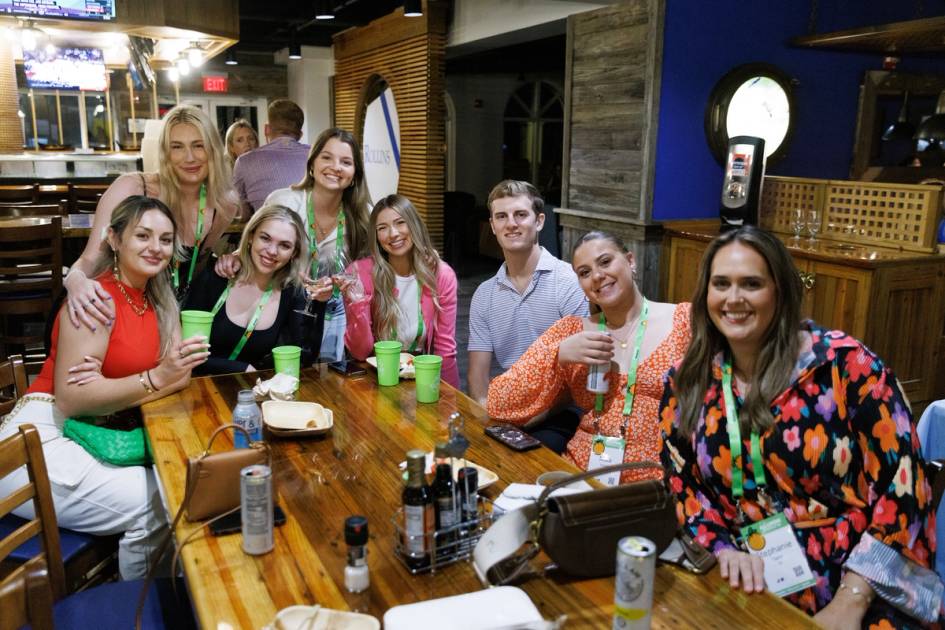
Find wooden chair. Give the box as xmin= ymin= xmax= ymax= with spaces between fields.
xmin=70 ymin=184 xmax=108 ymax=205
xmin=0 ymin=185 xmax=37 ymax=205
xmin=73 ymin=198 xmax=100 ymax=214
xmin=0 ymin=354 xmax=26 ymax=415
xmin=0 ymin=203 xmax=66 ymax=218
xmin=0 ymin=217 xmax=62 ymax=362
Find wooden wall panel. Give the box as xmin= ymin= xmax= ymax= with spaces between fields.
xmin=333 ymin=1 xmax=446 ymax=248
xmin=0 ymin=40 xmax=22 ymax=151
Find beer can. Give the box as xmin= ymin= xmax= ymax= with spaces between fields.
xmin=241 ymin=464 xmax=273 ymax=555
xmin=613 ymin=536 xmax=655 ymax=629
xmin=586 ymin=333 xmax=611 ymax=394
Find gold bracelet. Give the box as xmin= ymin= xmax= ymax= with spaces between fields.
xmin=837 ymin=581 xmax=873 ymax=604
xmin=139 ymin=372 xmax=155 ymax=394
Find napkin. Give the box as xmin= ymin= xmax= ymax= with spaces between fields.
xmin=253 ymin=373 xmax=299 ymax=401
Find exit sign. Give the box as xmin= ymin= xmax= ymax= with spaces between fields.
xmin=203 ymin=75 xmax=228 ymax=93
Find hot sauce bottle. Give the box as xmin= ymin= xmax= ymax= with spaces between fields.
xmin=431 ymin=442 xmax=458 ymax=553
xmin=402 ymin=449 xmax=433 ymax=570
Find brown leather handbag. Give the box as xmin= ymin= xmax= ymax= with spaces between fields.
xmin=536 ymin=461 xmax=677 ymax=577
xmin=183 ymin=424 xmax=270 ymax=521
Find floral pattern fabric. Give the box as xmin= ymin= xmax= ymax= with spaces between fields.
xmin=659 ymin=322 xmax=939 ymax=628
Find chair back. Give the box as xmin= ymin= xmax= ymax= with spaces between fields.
xmin=70 ymin=184 xmax=109 ymax=205
xmin=0 ymin=556 xmax=55 ymax=630
xmin=0 ymin=203 xmax=66 ymax=218
xmin=73 ymin=198 xmax=100 ymax=214
xmin=0 ymin=425 xmax=67 ymax=603
xmin=0 ymin=185 xmax=37 ymax=205
xmin=0 ymin=354 xmax=26 ymax=416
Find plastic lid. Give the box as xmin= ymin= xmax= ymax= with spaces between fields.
xmin=237 ymin=389 xmax=256 ymax=403
xmin=345 ymin=515 xmax=369 ymax=545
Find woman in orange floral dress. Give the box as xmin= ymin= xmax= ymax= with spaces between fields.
xmin=486 ymin=231 xmax=690 ymax=484
xmin=659 ymin=226 xmax=940 ymax=628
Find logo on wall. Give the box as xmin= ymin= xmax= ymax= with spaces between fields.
xmin=362 ymin=86 xmax=400 ymax=202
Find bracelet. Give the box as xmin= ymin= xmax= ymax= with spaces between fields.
xmin=145 ymin=369 xmax=160 ymax=392
xmin=139 ymin=372 xmax=155 ymax=394
xmin=837 ymin=581 xmax=873 ymax=604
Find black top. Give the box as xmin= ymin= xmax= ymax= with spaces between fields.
xmin=184 ymin=266 xmax=326 ymax=375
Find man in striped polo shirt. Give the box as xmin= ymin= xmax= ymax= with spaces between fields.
xmin=468 ymin=180 xmax=588 ymax=452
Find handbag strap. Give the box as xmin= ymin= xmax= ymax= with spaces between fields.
xmin=537 ymin=460 xmax=664 ymax=505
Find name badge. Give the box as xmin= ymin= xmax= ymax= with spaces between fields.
xmin=739 ymin=512 xmax=816 ymax=597
xmin=587 ymin=435 xmax=625 ymax=486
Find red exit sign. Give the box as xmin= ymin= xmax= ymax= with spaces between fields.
xmin=203 ymin=75 xmax=229 ymax=93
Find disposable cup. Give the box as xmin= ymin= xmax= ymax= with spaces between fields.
xmin=413 ymin=354 xmax=443 ymax=403
xmin=272 ymin=345 xmax=302 ymax=382
xmin=180 ymin=310 xmax=213 ymax=346
xmin=373 ymin=341 xmax=403 ymax=387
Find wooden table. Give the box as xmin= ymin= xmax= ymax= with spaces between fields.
xmin=142 ymin=367 xmax=816 ymax=629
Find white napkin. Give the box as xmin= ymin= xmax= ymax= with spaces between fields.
xmin=253 ymin=373 xmax=299 ymax=401
xmin=493 ymin=482 xmax=588 ymax=514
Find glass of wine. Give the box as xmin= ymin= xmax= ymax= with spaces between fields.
xmin=331 ymin=249 xmax=365 ymax=303
xmin=295 ymin=255 xmax=332 ymax=318
xmin=807 ymin=208 xmax=820 ymax=244
xmin=792 ymin=208 xmax=804 ymax=242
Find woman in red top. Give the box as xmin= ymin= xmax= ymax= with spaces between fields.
xmin=0 ymin=195 xmax=209 ymax=580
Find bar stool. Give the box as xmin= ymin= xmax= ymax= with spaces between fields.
xmin=0 ymin=184 xmax=38 ymax=205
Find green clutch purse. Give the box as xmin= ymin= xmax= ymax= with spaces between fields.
xmin=63 ymin=418 xmax=153 ymax=467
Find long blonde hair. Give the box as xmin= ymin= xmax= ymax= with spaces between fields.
xmin=369 ymin=194 xmax=441 ymax=342
xmin=293 ymin=127 xmax=371 ymax=259
xmin=234 ymin=204 xmax=308 ymax=289
xmin=674 ymin=226 xmax=803 ymax=438
xmin=90 ymin=195 xmax=181 ymax=357
xmin=157 ymin=105 xmax=232 ymax=228
xmin=224 ymin=118 xmax=257 ymax=166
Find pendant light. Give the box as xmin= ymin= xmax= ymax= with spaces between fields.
xmin=882 ymin=92 xmax=914 ymax=141
xmin=404 ymin=0 xmax=422 ymax=17
xmin=914 ymin=90 xmax=945 ymax=167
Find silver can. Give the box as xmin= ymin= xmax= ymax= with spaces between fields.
xmin=586 ymin=333 xmax=611 ymax=394
xmin=613 ymin=536 xmax=655 ymax=629
xmin=241 ymin=464 xmax=273 ymax=555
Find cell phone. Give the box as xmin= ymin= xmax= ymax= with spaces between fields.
xmin=329 ymin=360 xmax=367 ymax=377
xmin=485 ymin=424 xmax=542 ymax=451
xmin=209 ymin=505 xmax=287 ymax=536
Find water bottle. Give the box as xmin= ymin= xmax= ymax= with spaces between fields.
xmin=232 ymin=389 xmax=262 ymax=448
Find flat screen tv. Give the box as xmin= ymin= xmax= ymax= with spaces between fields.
xmin=0 ymin=0 xmax=115 ymax=20
xmin=24 ymin=47 xmax=108 ymax=92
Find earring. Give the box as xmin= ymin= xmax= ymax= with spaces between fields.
xmin=112 ymin=250 xmax=119 ymax=276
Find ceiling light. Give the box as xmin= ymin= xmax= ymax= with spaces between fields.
xmin=288 ymin=41 xmax=302 ymax=60
xmin=315 ymin=0 xmax=334 ymax=20
xmin=44 ymin=42 xmax=55 ymax=56
xmin=186 ymin=42 xmax=204 ymax=68
xmin=175 ymin=54 xmax=190 ymax=76
xmin=914 ymin=90 xmax=945 ymax=166
xmin=225 ymin=49 xmax=238 ymax=65
xmin=19 ymin=20 xmax=43 ymax=52
xmin=166 ymin=67 xmax=179 ymax=83
xmin=404 ymin=0 xmax=422 ymax=17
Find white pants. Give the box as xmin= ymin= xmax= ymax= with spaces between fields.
xmin=0 ymin=397 xmax=168 ymax=580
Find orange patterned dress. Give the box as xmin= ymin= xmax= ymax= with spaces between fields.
xmin=487 ymin=303 xmax=691 ymax=483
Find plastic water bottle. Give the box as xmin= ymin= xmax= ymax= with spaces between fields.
xmin=232 ymin=389 xmax=262 ymax=448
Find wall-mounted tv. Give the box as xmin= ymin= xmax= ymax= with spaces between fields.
xmin=0 ymin=0 xmax=115 ymax=20
xmin=24 ymin=47 xmax=108 ymax=92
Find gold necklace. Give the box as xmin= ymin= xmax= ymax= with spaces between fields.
xmin=113 ymin=273 xmax=149 ymax=316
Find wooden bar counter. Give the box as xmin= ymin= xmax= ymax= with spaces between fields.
xmin=142 ymin=366 xmax=816 ymax=629
xmin=661 ymin=219 xmax=945 ymax=410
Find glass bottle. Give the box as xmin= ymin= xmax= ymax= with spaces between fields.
xmin=431 ymin=442 xmax=457 ymax=553
xmin=402 ymin=449 xmax=433 ymax=570
xmin=232 ymin=389 xmax=262 ymax=448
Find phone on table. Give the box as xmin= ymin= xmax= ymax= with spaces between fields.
xmin=485 ymin=424 xmax=542 ymax=452
xmin=209 ymin=505 xmax=287 ymax=536
xmin=329 ymin=360 xmax=367 ymax=377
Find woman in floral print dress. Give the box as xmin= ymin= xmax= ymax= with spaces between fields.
xmin=659 ymin=226 xmax=940 ymax=629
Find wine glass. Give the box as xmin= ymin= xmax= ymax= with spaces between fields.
xmin=792 ymin=208 xmax=804 ymax=242
xmin=806 ymin=208 xmax=820 ymax=244
xmin=294 ymin=255 xmax=332 ymax=318
xmin=331 ymin=249 xmax=365 ymax=303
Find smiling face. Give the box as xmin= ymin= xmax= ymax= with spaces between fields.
xmin=168 ymin=122 xmax=208 ymax=186
xmin=571 ymin=238 xmax=635 ymax=310
xmin=375 ymin=206 xmax=414 ymax=261
xmin=707 ymin=242 xmax=777 ymax=355
xmin=111 ymin=209 xmax=175 ymax=288
xmin=250 ymin=218 xmax=298 ymax=277
xmin=229 ymin=126 xmax=257 ymax=159
xmin=489 ymin=194 xmax=544 ymax=255
xmin=311 ymin=137 xmax=355 ymax=192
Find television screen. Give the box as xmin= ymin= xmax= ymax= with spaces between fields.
xmin=0 ymin=0 xmax=115 ymax=20
xmin=24 ymin=47 xmax=108 ymax=92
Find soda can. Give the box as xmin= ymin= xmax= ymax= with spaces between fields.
xmin=241 ymin=464 xmax=273 ymax=555
xmin=613 ymin=536 xmax=655 ymax=629
xmin=586 ymin=333 xmax=611 ymax=394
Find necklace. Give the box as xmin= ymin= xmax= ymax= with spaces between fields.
xmin=113 ymin=273 xmax=149 ymax=316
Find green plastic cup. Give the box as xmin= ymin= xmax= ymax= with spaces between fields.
xmin=180 ymin=310 xmax=213 ymax=348
xmin=272 ymin=345 xmax=302 ymax=381
xmin=413 ymin=354 xmax=443 ymax=403
xmin=374 ymin=341 xmax=403 ymax=387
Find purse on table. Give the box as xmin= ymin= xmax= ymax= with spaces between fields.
xmin=473 ymin=461 xmax=715 ymax=585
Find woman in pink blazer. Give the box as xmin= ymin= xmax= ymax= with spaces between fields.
xmin=340 ymin=194 xmax=459 ymax=387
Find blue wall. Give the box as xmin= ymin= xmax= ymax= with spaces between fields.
xmin=652 ymin=1 xmax=945 ymax=220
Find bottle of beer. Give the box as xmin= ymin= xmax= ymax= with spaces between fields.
xmin=402 ymin=449 xmax=433 ymax=571
xmin=431 ymin=442 xmax=457 ymax=554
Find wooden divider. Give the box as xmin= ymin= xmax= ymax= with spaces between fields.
xmin=332 ymin=1 xmax=447 ymax=248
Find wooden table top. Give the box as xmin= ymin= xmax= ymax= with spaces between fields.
xmin=141 ymin=366 xmax=816 ymax=629
xmin=0 ymin=214 xmax=247 ymax=239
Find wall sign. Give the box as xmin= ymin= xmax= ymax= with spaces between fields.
xmin=203 ymin=75 xmax=228 ymax=93
xmin=362 ymin=85 xmax=400 ymax=202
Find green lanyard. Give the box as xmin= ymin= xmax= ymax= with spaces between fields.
xmin=306 ymin=192 xmax=345 ymax=299
xmin=594 ymin=299 xmax=649 ymax=416
xmin=397 ymin=279 xmax=424 ymax=353
xmin=721 ymin=358 xmax=768 ymax=498
xmin=210 ymin=281 xmax=274 ymax=360
xmin=173 ymin=184 xmax=207 ymax=290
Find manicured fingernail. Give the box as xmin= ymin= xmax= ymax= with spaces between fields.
xmin=67 ymin=377 xmax=75 ymax=384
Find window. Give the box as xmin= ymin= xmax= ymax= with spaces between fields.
xmin=502 ymin=80 xmax=564 ymax=205
xmin=705 ymin=64 xmax=795 ymax=166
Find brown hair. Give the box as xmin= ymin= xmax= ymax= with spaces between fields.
xmin=674 ymin=226 xmax=803 ymax=438
xmin=267 ymin=99 xmax=304 ymax=139
xmin=487 ymin=179 xmax=544 ymax=217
